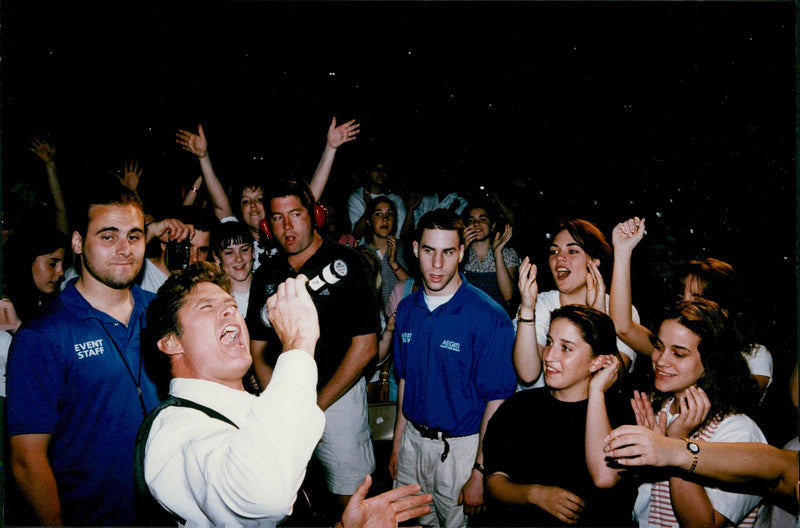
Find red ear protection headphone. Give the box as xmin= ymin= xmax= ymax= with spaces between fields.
xmin=259 ymin=203 xmax=328 ymax=241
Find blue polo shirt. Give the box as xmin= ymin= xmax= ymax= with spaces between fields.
xmin=393 ymin=275 xmax=517 ymax=436
xmin=6 ymin=279 xmax=160 ymax=526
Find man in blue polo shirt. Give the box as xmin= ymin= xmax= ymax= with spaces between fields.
xmin=6 ymin=183 xmax=189 ymax=525
xmin=388 ymin=209 xmax=517 ymax=527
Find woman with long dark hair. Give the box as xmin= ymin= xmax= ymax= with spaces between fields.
xmin=587 ymin=299 xmax=766 ymax=527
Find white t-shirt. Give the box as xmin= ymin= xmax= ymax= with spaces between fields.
xmin=517 ymin=289 xmax=641 ymax=389
xmin=744 ymin=343 xmax=773 ymax=384
xmin=139 ymin=259 xmax=169 ymax=294
xmin=633 ymin=411 xmax=768 ymax=527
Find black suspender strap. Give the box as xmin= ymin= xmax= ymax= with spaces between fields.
xmin=134 ymin=395 xmax=239 ymax=526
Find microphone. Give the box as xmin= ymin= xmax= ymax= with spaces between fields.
xmin=260 ymin=259 xmax=348 ymax=328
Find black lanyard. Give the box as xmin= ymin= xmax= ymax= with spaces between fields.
xmin=100 ymin=321 xmax=147 ymax=418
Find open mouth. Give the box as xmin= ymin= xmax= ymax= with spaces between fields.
xmin=221 ymin=324 xmax=241 ymax=345
xmin=555 ymin=267 xmax=570 ymax=280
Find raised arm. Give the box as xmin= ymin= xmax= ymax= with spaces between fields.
xmin=308 ymin=117 xmax=360 ymax=201
xmin=118 ymin=159 xmax=143 ymax=194
xmin=29 ymin=138 xmax=69 ymax=235
xmin=492 ymin=225 xmax=519 ymax=303
xmin=585 ymin=355 xmax=624 ymax=488
xmin=609 ymin=217 xmax=655 ymax=355
xmin=513 ymin=257 xmax=542 ymax=383
xmin=176 ymin=124 xmax=234 ymax=220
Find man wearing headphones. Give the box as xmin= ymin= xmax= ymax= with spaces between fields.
xmin=245 ymin=179 xmax=381 ymax=523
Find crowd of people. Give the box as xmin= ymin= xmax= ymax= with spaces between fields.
xmin=0 ymin=120 xmax=796 ymax=528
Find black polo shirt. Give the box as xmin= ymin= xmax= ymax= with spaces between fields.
xmin=245 ymin=239 xmax=381 ymax=389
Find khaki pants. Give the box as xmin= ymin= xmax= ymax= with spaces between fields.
xmin=394 ymin=423 xmax=479 ymax=528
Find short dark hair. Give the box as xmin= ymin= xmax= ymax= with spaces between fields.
xmin=74 ymin=182 xmax=144 ymax=238
xmin=143 ymin=262 xmax=232 ymax=396
xmin=211 ymin=221 xmax=254 ymax=256
xmin=264 ymin=179 xmax=316 ymax=217
xmin=415 ymin=209 xmax=465 ymax=245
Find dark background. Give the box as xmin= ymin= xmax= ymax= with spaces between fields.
xmin=1 ymin=1 xmax=797 ymax=440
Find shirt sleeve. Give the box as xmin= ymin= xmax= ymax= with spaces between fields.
xmin=704 ymin=415 xmax=768 ymax=525
xmin=347 ymin=191 xmax=366 ymax=229
xmin=146 ymin=350 xmax=325 ymax=524
xmin=744 ymin=344 xmax=773 ymax=380
xmin=502 ymin=247 xmax=521 ymax=268
xmin=474 ymin=307 xmax=517 ymax=401
xmin=6 ymin=329 xmax=63 ymax=435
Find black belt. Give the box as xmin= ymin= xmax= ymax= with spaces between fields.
xmin=411 ymin=422 xmax=469 ymax=462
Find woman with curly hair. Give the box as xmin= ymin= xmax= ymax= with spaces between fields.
xmin=587 ymin=298 xmax=766 ymax=527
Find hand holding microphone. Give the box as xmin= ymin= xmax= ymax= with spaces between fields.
xmin=260 ymin=259 xmax=348 ymax=328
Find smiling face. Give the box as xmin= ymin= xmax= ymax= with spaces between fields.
xmin=543 ymin=317 xmax=600 ymax=401
xmin=160 ymin=281 xmax=251 ymax=390
xmin=369 ymin=200 xmax=396 ymax=239
xmin=215 ymin=242 xmax=254 ymax=283
xmin=548 ymin=229 xmax=598 ymax=297
xmin=31 ymin=248 xmax=66 ymax=294
xmin=652 ymin=319 xmax=705 ymax=399
xmin=465 ymin=207 xmax=493 ymax=242
xmin=413 ymin=228 xmax=464 ymax=297
xmin=72 ymin=204 xmax=145 ymax=290
xmin=239 ymin=187 xmax=266 ymax=232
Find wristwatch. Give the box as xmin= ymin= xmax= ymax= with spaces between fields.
xmin=683 ymin=438 xmax=700 ymax=473
xmin=473 ymin=462 xmax=485 ymax=475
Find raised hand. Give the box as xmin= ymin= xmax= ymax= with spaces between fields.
xmin=612 ymin=217 xmax=646 ymax=254
xmin=517 ymin=256 xmax=538 ymax=311
xmin=176 ymin=124 xmax=208 ymax=158
xmin=147 ymin=218 xmax=194 ymax=244
xmin=266 ymin=275 xmax=320 ymax=355
xmin=29 ymin=137 xmax=56 ymax=164
xmin=585 ymin=259 xmax=606 ymax=312
xmin=118 ymin=160 xmax=143 ymax=192
xmin=631 ymin=390 xmax=667 ymax=435
xmin=327 ymin=117 xmax=360 ymax=150
xmin=534 ymin=485 xmax=585 ymax=525
xmin=665 ymin=386 xmax=710 ymax=439
xmin=492 ymin=224 xmax=513 ymax=254
xmin=386 ymin=236 xmax=397 ymax=264
xmin=463 ymin=224 xmax=480 ymax=249
xmin=589 ymin=354 xmax=620 ymax=395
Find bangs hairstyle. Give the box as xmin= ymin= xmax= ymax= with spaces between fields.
xmin=651 ymin=299 xmax=759 ymax=430
xmin=415 ymin=209 xmax=465 ymax=245
xmin=553 ymin=218 xmax=612 ymax=271
xmin=74 ymin=182 xmax=144 ymax=238
xmin=211 ymin=221 xmax=255 ymax=256
xmin=365 ymin=195 xmax=399 ymax=240
xmin=143 ymin=262 xmax=232 ymax=397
